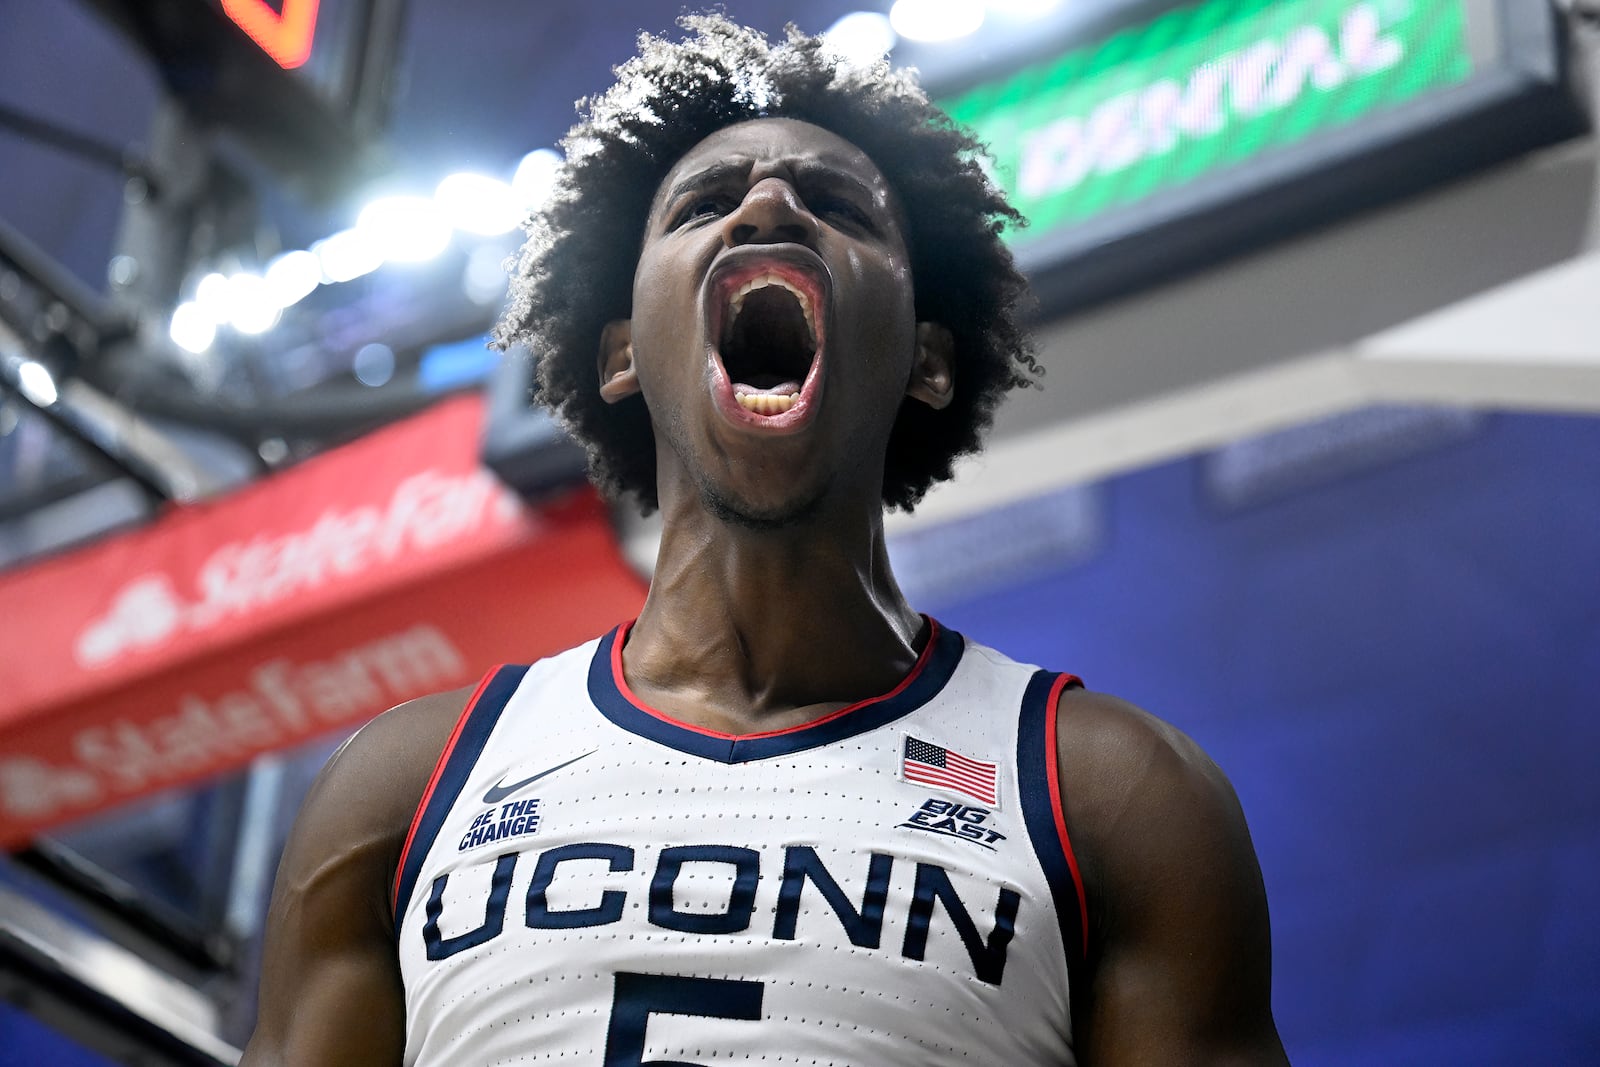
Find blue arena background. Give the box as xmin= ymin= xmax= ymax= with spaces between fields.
xmin=931 ymin=411 xmax=1600 ymax=1066
xmin=2 ymin=409 xmax=1597 ymax=1065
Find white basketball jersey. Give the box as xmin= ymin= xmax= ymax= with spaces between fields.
xmin=394 ymin=619 xmax=1087 ymax=1066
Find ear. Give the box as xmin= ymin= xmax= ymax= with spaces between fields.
xmin=597 ymin=319 xmax=639 ymax=404
xmin=906 ymin=322 xmax=954 ymax=410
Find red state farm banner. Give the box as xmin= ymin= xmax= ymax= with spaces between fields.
xmin=0 ymin=394 xmax=645 ymax=848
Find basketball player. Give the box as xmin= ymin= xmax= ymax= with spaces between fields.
xmin=243 ymin=17 xmax=1288 ymax=1066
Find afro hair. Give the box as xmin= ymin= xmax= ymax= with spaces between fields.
xmin=494 ymin=14 xmax=1039 ymax=513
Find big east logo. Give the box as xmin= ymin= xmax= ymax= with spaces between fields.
xmin=898 ymin=798 xmax=1008 ymax=850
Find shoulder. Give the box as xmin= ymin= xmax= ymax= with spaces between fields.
xmin=245 ymin=684 xmax=481 ymax=1064
xmin=1052 ymin=687 xmax=1235 ymax=807
xmin=308 ymin=685 xmax=477 ymax=834
xmin=272 ymin=683 xmax=479 ymax=925
xmin=1051 ymin=687 xmax=1261 ymax=936
xmin=1050 ymin=688 xmax=1286 ymax=1061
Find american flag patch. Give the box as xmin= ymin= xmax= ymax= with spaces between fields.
xmin=902 ymin=736 xmax=999 ymax=807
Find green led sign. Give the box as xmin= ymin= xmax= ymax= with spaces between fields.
xmin=941 ymin=0 xmax=1476 ymax=248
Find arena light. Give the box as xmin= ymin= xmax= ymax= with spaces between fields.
xmin=435 ymin=172 xmax=522 ymax=236
xmin=160 ymin=151 xmax=572 ymax=346
xmin=314 ymin=228 xmax=384 ymax=283
xmin=352 ymin=343 xmax=396 ymax=387
xmin=823 ymin=11 xmax=898 ymax=66
xmin=889 ymin=0 xmax=984 ymax=42
xmin=15 ymin=360 xmax=58 ymax=408
xmin=264 ymin=249 xmax=323 ymax=308
xmin=462 ymin=244 xmax=510 ymax=306
xmin=512 ymin=149 xmax=562 ymax=213
xmin=193 ymin=272 xmax=236 ymax=323
xmin=985 ymin=0 xmax=1062 ymax=15
xmin=226 ymin=273 xmax=281 ymax=334
xmin=169 ymin=302 xmax=217 ymax=354
xmin=356 ymin=195 xmax=452 ymax=263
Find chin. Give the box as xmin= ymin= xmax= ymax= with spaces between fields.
xmin=699 ymin=478 xmax=828 ymax=532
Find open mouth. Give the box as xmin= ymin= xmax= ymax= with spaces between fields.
xmin=716 ymin=271 xmax=821 ymax=418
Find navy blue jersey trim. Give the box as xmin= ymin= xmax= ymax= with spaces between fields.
xmin=1017 ymin=669 xmax=1088 ymax=980
xmin=393 ymin=664 xmax=529 ymax=929
xmin=586 ymin=621 xmax=966 ymax=763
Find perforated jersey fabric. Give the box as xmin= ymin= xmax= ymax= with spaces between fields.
xmin=393 ymin=620 xmax=1083 ymax=1065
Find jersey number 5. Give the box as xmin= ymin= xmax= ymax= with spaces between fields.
xmin=604 ymin=971 xmax=764 ymax=1066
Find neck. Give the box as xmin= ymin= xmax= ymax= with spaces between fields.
xmin=622 ymin=484 xmax=925 ymax=734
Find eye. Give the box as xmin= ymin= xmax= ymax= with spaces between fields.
xmin=672 ymin=195 xmax=734 ymax=229
xmin=811 ymin=195 xmax=873 ymax=231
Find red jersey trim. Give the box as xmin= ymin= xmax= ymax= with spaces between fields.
xmin=608 ymin=616 xmax=943 ymax=741
xmin=1045 ymin=672 xmax=1091 ymax=955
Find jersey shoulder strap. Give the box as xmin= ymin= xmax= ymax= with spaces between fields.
xmin=1015 ymin=668 xmax=1090 ymax=969
xmin=392 ymin=664 xmax=529 ymax=922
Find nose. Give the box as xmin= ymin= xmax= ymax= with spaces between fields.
xmin=720 ymin=177 xmax=819 ymax=249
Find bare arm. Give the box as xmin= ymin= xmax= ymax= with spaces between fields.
xmin=241 ymin=688 xmax=471 ymax=1067
xmin=1059 ymin=689 xmax=1289 ymax=1066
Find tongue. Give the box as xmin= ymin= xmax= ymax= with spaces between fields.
xmin=733 ymin=379 xmax=802 ymax=397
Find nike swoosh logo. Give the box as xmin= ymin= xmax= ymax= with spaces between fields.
xmin=481 ymin=750 xmax=597 ymax=805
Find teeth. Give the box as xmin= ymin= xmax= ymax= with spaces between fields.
xmin=736 ymin=392 xmax=801 ymax=415
xmin=726 ymin=273 xmax=817 ymax=345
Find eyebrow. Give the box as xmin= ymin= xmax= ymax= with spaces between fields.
xmin=662 ymin=158 xmax=879 ymax=208
xmin=664 ymin=161 xmax=750 ymax=206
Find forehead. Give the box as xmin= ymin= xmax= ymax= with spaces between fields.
xmin=653 ymin=118 xmax=893 ymax=205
